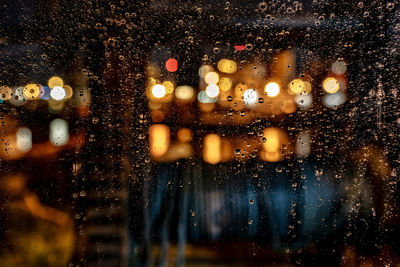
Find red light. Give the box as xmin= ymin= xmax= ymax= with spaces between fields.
xmin=165 ymin=58 xmax=178 ymax=72
xmin=234 ymin=45 xmax=246 ymax=51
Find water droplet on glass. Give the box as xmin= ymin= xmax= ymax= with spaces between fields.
xmin=259 ymin=2 xmax=267 ymax=11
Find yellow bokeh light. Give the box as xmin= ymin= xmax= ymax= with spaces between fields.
xmin=64 ymin=85 xmax=73 ymax=99
xmin=205 ymin=84 xmax=220 ymax=98
xmin=152 ymin=84 xmax=167 ymax=98
xmin=175 ymin=85 xmax=194 ymax=100
xmin=218 ymin=77 xmax=233 ymax=91
xmin=323 ymin=77 xmax=340 ymax=94
xmin=304 ymin=81 xmax=312 ymax=94
xmin=260 ymin=127 xmax=290 ymax=162
xmin=23 ymin=84 xmax=40 ymax=99
xmin=149 ymin=124 xmax=170 ymax=157
xmin=48 ymin=76 xmax=64 ymax=88
xmin=217 ymin=59 xmax=237 ymax=74
xmin=177 ymin=128 xmax=192 ymax=143
xmin=265 ymin=82 xmax=280 ymax=97
xmin=262 ymin=128 xmax=281 ymax=153
xmin=204 ymin=71 xmax=219 ymax=84
xmin=0 ymin=86 xmax=12 ymax=100
xmin=162 ymin=81 xmax=174 ymax=94
xmin=288 ymin=79 xmax=305 ymax=95
xmin=203 ymin=134 xmax=221 ymax=164
xmin=221 ymin=139 xmax=233 ymax=161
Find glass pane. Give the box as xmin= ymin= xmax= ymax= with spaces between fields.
xmin=1 ymin=1 xmax=399 ymax=266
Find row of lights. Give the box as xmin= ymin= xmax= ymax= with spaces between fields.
xmin=149 ymin=78 xmax=345 ymax=109
xmin=0 ymin=76 xmax=73 ymax=105
xmin=149 ymin=58 xmax=347 ymax=109
xmin=149 ymin=124 xmax=312 ymax=164
xmin=1 ymin=118 xmax=69 ymax=158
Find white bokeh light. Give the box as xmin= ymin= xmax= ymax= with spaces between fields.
xmin=323 ymin=92 xmax=346 ymax=108
xmin=151 ymin=84 xmax=166 ymax=98
xmin=264 ymin=82 xmax=280 ymax=97
xmin=50 ymin=118 xmax=69 ymax=146
xmin=242 ymin=89 xmax=258 ymax=105
xmin=205 ymin=84 xmax=220 ymax=98
xmin=16 ymin=127 xmax=32 ymax=153
xmin=50 ymin=86 xmax=66 ymax=100
xmin=198 ymin=90 xmax=217 ymax=103
xmin=295 ymin=93 xmax=312 ymax=109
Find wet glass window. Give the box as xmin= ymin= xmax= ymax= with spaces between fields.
xmin=1 ymin=0 xmax=400 ymax=266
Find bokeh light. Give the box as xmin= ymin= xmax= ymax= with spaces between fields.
xmin=165 ymin=58 xmax=178 ymax=72
xmin=16 ymin=127 xmax=32 ymax=153
xmin=175 ymin=85 xmax=194 ymax=100
xmin=149 ymin=124 xmax=170 ymax=157
xmin=48 ymin=76 xmax=64 ymax=88
xmin=152 ymin=84 xmax=167 ymax=98
xmin=198 ymin=65 xmax=213 ymax=78
xmin=262 ymin=127 xmax=281 ymax=153
xmin=203 ymin=134 xmax=221 ymax=164
xmin=23 ymin=84 xmax=40 ymax=100
xmin=242 ymin=89 xmax=258 ymax=105
xmin=64 ymin=85 xmax=74 ymax=99
xmin=204 ymin=71 xmax=219 ymax=84
xmin=218 ymin=77 xmax=233 ymax=92
xmin=288 ymin=79 xmax=305 ymax=95
xmin=295 ymin=92 xmax=312 ymax=109
xmin=205 ymin=84 xmax=220 ymax=98
xmin=177 ymin=128 xmax=192 ymax=143
xmin=50 ymin=118 xmax=69 ymax=146
xmin=217 ymin=59 xmax=237 ymax=74
xmin=162 ymin=81 xmax=174 ymax=94
xmin=281 ymin=99 xmax=297 ymax=113
xmin=264 ymin=82 xmax=280 ymax=97
xmin=0 ymin=86 xmax=12 ymax=100
xmin=50 ymin=86 xmax=66 ymax=100
xmin=38 ymin=85 xmax=45 ymax=98
xmin=261 ymin=127 xmax=290 ymax=162
xmin=304 ymin=81 xmax=312 ymax=94
xmin=323 ymin=77 xmax=339 ymax=94
xmin=234 ymin=45 xmax=246 ymax=51
xmin=40 ymin=86 xmax=51 ymax=100
xmin=9 ymin=87 xmax=26 ymax=106
xmin=331 ymin=60 xmax=347 ymax=75
xmin=198 ymin=90 xmax=217 ymax=103
xmin=323 ymin=92 xmax=346 ymax=108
